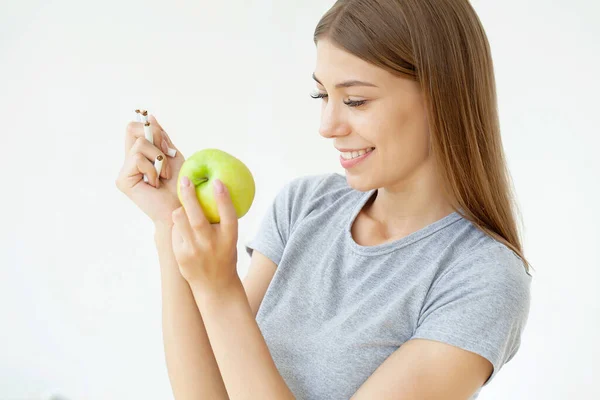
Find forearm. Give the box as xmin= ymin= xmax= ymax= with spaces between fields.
xmin=154 ymin=223 xmax=229 ymax=400
xmin=192 ymin=279 xmax=295 ymax=400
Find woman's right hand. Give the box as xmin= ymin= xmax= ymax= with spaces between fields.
xmin=115 ymin=114 xmax=186 ymax=227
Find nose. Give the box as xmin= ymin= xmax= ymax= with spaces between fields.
xmin=318 ymin=101 xmax=351 ymax=139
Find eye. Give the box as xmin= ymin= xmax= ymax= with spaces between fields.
xmin=343 ymin=99 xmax=367 ymax=107
xmin=310 ymin=92 xmax=328 ymax=100
xmin=309 ymin=92 xmax=367 ymax=108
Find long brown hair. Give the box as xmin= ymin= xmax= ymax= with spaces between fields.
xmin=314 ymin=0 xmax=534 ymax=275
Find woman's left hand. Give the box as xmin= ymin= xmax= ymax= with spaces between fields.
xmin=171 ymin=176 xmax=239 ymax=294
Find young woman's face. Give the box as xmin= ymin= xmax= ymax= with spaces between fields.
xmin=314 ymin=39 xmax=432 ymax=192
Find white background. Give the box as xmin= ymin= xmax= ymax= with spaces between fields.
xmin=1 ymin=0 xmax=598 ymax=399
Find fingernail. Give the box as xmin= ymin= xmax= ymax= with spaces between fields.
xmin=161 ymin=139 xmax=169 ymax=154
xmin=167 ymin=147 xmax=177 ymax=157
xmin=181 ymin=176 xmax=190 ymax=187
xmin=213 ymin=179 xmax=224 ymax=194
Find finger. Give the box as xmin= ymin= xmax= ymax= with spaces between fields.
xmin=116 ymin=151 xmax=161 ymax=191
xmin=172 ymin=206 xmax=194 ymax=243
xmin=159 ymin=137 xmax=177 ymax=160
xmin=148 ymin=114 xmax=170 ymax=145
xmin=149 ymin=115 xmax=179 ymax=158
xmin=125 ymin=118 xmax=166 ymax=156
xmin=213 ymin=179 xmax=238 ymax=237
xmin=130 ymin=153 xmax=159 ymax=187
xmin=171 ymin=223 xmax=184 ymax=246
xmin=162 ymin=130 xmax=177 ymax=152
xmin=179 ymin=176 xmax=210 ymax=234
xmin=148 ymin=114 xmax=164 ymax=131
xmin=128 ymin=136 xmax=168 ymax=180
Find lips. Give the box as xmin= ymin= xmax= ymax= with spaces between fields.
xmin=339 ymin=147 xmax=375 ymax=169
xmin=340 ymin=147 xmax=375 ymax=160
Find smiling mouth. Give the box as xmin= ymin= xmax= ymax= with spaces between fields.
xmin=340 ymin=147 xmax=375 ymax=160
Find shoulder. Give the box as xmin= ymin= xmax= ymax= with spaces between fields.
xmin=416 ymin=241 xmax=533 ymax=384
xmin=429 ymin=241 xmax=532 ymax=322
xmin=435 ymin=212 xmax=533 ymax=283
xmin=456 ymin=242 xmax=532 ymax=285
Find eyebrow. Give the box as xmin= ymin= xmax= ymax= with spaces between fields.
xmin=312 ymin=73 xmax=379 ymax=89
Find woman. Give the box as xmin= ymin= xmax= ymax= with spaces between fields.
xmin=116 ymin=0 xmax=533 ymax=399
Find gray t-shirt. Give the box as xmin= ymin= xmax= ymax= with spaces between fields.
xmin=245 ymin=172 xmax=532 ymax=400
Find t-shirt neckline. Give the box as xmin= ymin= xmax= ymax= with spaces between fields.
xmin=345 ymin=188 xmax=463 ymax=256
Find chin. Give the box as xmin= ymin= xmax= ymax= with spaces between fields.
xmin=344 ymin=172 xmax=379 ymax=193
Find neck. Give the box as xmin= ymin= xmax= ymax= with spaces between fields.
xmin=364 ymin=163 xmax=455 ymax=236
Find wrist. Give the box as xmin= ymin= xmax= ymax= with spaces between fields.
xmin=154 ymin=219 xmax=174 ymax=232
xmin=153 ymin=220 xmax=174 ymax=243
xmin=189 ymin=275 xmax=244 ymax=306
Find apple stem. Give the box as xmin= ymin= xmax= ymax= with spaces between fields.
xmin=193 ymin=177 xmax=209 ymax=186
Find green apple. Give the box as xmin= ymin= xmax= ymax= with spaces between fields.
xmin=177 ymin=148 xmax=255 ymax=223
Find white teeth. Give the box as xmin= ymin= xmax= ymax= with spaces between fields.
xmin=341 ymin=147 xmax=374 ymax=160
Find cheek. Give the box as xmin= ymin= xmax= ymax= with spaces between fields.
xmin=352 ymin=100 xmax=430 ymax=160
xmin=374 ymin=111 xmax=431 ymax=173
xmin=391 ymin=105 xmax=429 ymax=152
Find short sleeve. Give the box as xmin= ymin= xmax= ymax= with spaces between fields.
xmin=411 ymin=244 xmax=532 ymax=387
xmin=244 ymin=174 xmax=329 ymax=265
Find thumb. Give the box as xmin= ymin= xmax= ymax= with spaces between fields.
xmin=214 ymin=179 xmax=238 ymax=235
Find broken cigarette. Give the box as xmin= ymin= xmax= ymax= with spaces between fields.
xmin=144 ymin=121 xmax=153 ymax=145
xmin=142 ymin=121 xmax=153 ymax=183
xmin=154 ymin=154 xmax=164 ymax=177
xmin=144 ymin=121 xmax=154 ymax=183
xmin=143 ymin=154 xmax=164 ymax=184
xmin=135 ymin=109 xmax=175 ymax=184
